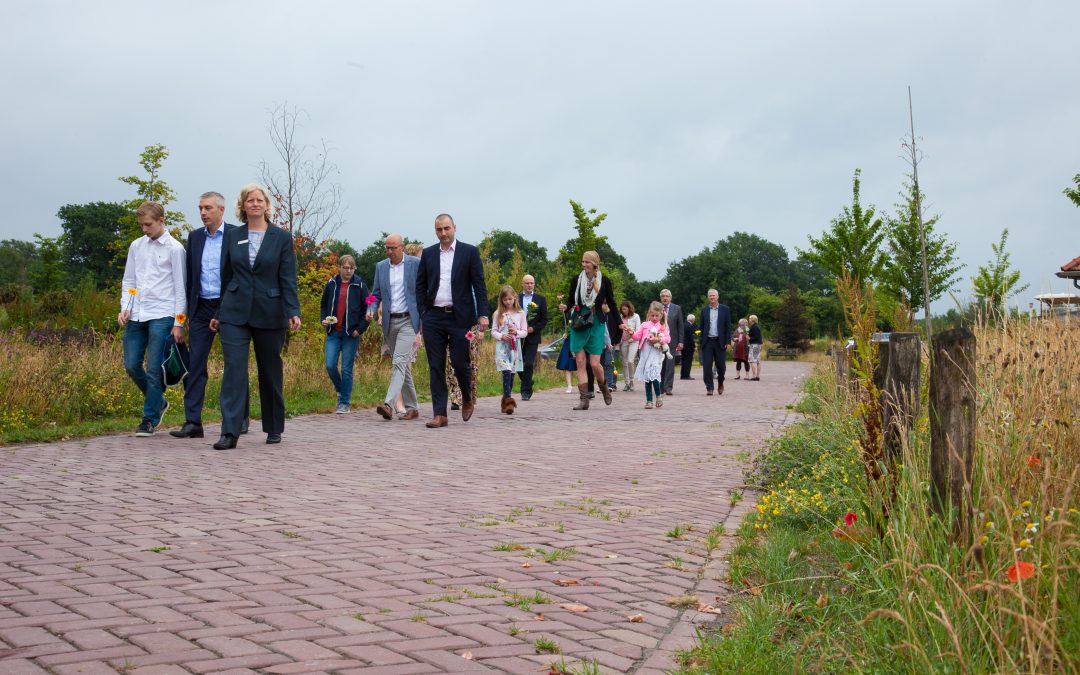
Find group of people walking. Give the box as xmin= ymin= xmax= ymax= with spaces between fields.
xmin=119 ymin=188 xmax=763 ymax=448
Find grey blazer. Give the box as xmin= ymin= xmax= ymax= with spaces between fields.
xmin=664 ymin=302 xmax=685 ymax=349
xmin=371 ymin=254 xmax=421 ymax=335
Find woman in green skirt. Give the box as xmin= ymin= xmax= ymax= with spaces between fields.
xmin=557 ymin=250 xmax=616 ymax=410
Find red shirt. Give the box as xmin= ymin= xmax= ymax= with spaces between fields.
xmin=334 ymin=280 xmax=349 ymax=332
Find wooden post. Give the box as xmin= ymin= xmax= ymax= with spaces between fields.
xmin=929 ymin=327 xmax=977 ymax=540
xmin=881 ymin=332 xmax=920 ymax=468
xmin=834 ymin=347 xmax=848 ymax=394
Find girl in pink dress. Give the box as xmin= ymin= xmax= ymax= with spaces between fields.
xmin=632 ymin=301 xmax=671 ymax=409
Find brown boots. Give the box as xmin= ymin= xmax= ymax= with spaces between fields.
xmin=501 ymin=396 xmax=517 ymax=415
xmin=573 ymin=383 xmax=590 ymax=410
xmin=597 ymin=375 xmax=612 ymax=405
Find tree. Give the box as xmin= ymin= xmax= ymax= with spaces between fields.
xmin=1065 ymin=173 xmax=1080 ymax=209
xmin=0 ymin=239 xmax=38 ymax=289
xmin=971 ymin=228 xmax=1028 ymax=313
xmin=881 ymin=184 xmax=963 ymax=315
xmin=30 ymin=234 xmax=64 ymax=293
xmin=798 ymin=168 xmax=888 ymax=284
xmin=114 ymin=144 xmax=188 ymax=269
xmin=57 ymin=202 xmax=130 ymax=288
xmin=722 ymin=232 xmax=792 ymax=293
xmin=259 ymin=103 xmax=344 ymax=257
xmin=479 ymin=230 xmax=551 ymax=285
xmin=773 ymin=285 xmax=811 ymax=349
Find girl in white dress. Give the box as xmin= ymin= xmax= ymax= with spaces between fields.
xmin=491 ymin=285 xmax=527 ymax=414
xmin=632 ymin=301 xmax=671 ymax=409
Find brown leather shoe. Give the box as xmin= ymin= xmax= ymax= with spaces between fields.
xmin=376 ymin=403 xmax=393 ymax=420
xmin=461 ymin=399 xmax=475 ymax=422
xmin=398 ymin=410 xmax=419 ymax=420
xmin=718 ymin=382 xmax=725 ymax=395
xmin=425 ymin=415 xmax=448 ymax=428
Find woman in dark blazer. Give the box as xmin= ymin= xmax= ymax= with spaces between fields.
xmin=556 ymin=250 xmax=616 ymax=410
xmin=209 ymin=183 xmax=301 ymax=449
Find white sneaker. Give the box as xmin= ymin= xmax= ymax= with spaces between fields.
xmin=565 ymin=386 xmax=574 ymax=393
xmin=335 ymin=404 xmax=349 ymax=414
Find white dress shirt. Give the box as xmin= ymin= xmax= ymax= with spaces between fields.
xmin=434 ymin=240 xmax=456 ymax=308
xmin=708 ymin=305 xmax=719 ymax=337
xmin=388 ymin=258 xmax=407 ymax=313
xmin=119 ymin=230 xmax=186 ymax=325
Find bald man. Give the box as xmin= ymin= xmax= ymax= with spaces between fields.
xmin=368 ymin=233 xmax=422 ymax=420
xmin=517 ymin=274 xmax=549 ymax=400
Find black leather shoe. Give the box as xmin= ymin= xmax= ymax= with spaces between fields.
xmin=212 ymin=434 xmax=237 ymax=450
xmin=521 ymin=393 xmax=531 ymax=401
xmin=240 ymin=417 xmax=250 ymax=434
xmin=266 ymin=433 xmax=281 ymax=444
xmin=169 ymin=422 xmax=204 ymax=438
xmin=450 ymin=403 xmax=460 ymax=411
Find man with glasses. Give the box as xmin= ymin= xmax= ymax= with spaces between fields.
xmin=368 ymin=233 xmax=422 ymax=420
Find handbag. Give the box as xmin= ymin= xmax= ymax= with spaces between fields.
xmin=570 ymin=305 xmax=594 ymax=330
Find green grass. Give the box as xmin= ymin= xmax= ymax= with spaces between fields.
xmin=142 ymin=546 xmax=169 ymax=553
xmin=504 ymin=590 xmax=552 ymax=612
xmin=538 ymin=546 xmax=577 ymax=563
xmin=534 ymin=637 xmax=561 ymax=654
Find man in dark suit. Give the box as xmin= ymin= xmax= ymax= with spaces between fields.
xmin=659 ymin=288 xmax=684 ymax=395
xmin=517 ymin=273 xmax=548 ymax=401
xmin=170 ymin=192 xmax=247 ymax=439
xmin=680 ymin=313 xmax=697 ymax=380
xmin=415 ymin=214 xmax=489 ymax=428
xmin=699 ymin=288 xmax=732 ymax=395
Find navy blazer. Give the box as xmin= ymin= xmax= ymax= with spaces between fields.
xmin=184 ymin=222 xmax=237 ymax=310
xmin=371 ymin=255 xmax=422 ymax=335
xmin=518 ymin=291 xmax=549 ymax=344
xmin=699 ymin=303 xmax=732 ymax=347
xmin=217 ymin=225 xmax=301 ymax=330
xmin=415 ymin=241 xmax=489 ymax=328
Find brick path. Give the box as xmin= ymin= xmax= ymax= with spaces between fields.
xmin=1 ymin=361 xmax=810 ymax=674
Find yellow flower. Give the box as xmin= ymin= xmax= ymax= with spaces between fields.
xmin=1021 ymin=500 xmax=1032 ymax=509
xmin=979 ymin=535 xmax=988 ymax=545
xmin=985 ymin=521 xmax=995 ymax=529
xmin=1017 ymin=538 xmax=1030 ymax=550
xmin=127 ymin=287 xmax=138 ymax=295
xmin=175 ymin=313 xmax=187 ymax=325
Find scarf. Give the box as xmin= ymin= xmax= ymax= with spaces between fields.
xmin=576 ymin=269 xmax=602 ymax=310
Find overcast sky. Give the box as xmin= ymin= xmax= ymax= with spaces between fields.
xmin=3 ymin=1 xmax=1078 ymax=310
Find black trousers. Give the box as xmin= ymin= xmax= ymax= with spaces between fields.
xmin=184 ymin=298 xmax=248 ymax=424
xmin=423 ymin=309 xmax=471 ymax=416
xmin=680 ymin=345 xmax=696 ymax=379
xmin=219 ymin=323 xmax=285 ymax=435
xmin=701 ymin=337 xmax=727 ymax=392
xmin=517 ymin=336 xmax=540 ymax=395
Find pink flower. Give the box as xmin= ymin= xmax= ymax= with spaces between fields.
xmin=844 ymin=512 xmax=858 ymax=527
xmin=465 ymin=330 xmax=476 ymax=342
xmin=365 ymin=294 xmax=378 ymax=305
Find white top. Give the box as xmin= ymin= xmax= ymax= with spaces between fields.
xmin=622 ymin=313 xmax=641 ymax=342
xmin=435 ymin=239 xmax=456 ymax=308
xmin=388 ymin=258 xmax=407 ymax=313
xmin=120 ymin=230 xmax=186 ymax=324
xmin=708 ymin=305 xmax=719 ymax=337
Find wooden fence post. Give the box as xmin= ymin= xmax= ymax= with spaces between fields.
xmin=929 ymin=327 xmax=977 ymax=540
xmin=834 ymin=347 xmax=848 ymax=394
xmin=881 ymin=332 xmax=920 ymax=468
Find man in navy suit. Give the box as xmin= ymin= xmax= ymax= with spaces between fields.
xmin=368 ymin=233 xmax=422 ymax=421
xmin=699 ymin=288 xmax=732 ymax=396
xmin=170 ymin=192 xmax=247 ymax=438
xmin=517 ymin=274 xmax=548 ymax=401
xmin=415 ymin=214 xmax=489 ymax=427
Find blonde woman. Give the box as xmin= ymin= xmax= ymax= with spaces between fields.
xmin=557 ymin=250 xmax=616 ymax=410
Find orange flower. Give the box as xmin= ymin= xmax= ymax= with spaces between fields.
xmin=127 ymin=287 xmax=138 ymax=295
xmin=175 ymin=313 xmax=187 ymax=325
xmin=1006 ymin=561 xmax=1036 ymax=582
xmin=1026 ymin=455 xmax=1041 ymax=470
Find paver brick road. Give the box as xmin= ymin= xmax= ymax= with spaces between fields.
xmin=1 ymin=362 xmax=810 ymax=674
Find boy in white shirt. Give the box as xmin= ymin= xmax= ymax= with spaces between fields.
xmin=118 ymin=202 xmax=186 ymax=436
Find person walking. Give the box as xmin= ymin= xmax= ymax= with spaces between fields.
xmin=732 ymin=318 xmax=750 ymax=379
xmin=209 ymin=184 xmax=301 ymax=450
xmin=748 ymin=314 xmax=763 ymax=381
xmin=632 ymin=301 xmax=670 ymax=409
xmin=699 ymin=289 xmax=732 ymax=395
xmin=369 ymin=234 xmax=422 ymax=421
xmin=517 ymin=274 xmax=548 ymax=401
xmin=320 ymin=255 xmax=370 ymax=414
xmin=557 ymin=250 xmax=616 ymax=410
xmin=491 ymin=285 xmax=527 ymax=414
xmin=618 ymin=301 xmax=641 ymax=391
xmin=658 ymin=289 xmax=684 ymax=395
xmin=680 ymin=313 xmax=697 ymax=380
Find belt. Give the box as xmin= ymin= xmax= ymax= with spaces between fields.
xmin=436 ymin=306 xmax=454 ymax=313
xmin=390 ymin=312 xmax=409 ymax=318
xmin=200 ymin=297 xmax=221 ymax=306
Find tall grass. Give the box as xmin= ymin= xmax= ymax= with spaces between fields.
xmin=680 ymin=317 xmax=1079 ymax=674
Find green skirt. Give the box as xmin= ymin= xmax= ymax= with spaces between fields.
xmin=569 ymin=318 xmax=606 ymax=355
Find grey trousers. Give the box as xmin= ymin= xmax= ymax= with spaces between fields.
xmin=384 ymin=315 xmax=418 ymax=411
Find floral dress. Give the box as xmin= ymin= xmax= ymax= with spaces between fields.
xmin=492 ymin=310 xmax=526 ymax=373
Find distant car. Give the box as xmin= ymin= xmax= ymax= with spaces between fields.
xmin=538 ymin=335 xmax=565 ymax=360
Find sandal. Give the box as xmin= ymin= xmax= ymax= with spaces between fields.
xmin=644 ymin=402 xmax=653 ymax=409
xmin=655 ymin=397 xmax=664 ymax=408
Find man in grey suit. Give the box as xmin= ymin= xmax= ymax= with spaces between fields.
xmin=368 ymin=233 xmax=422 ymax=421
xmin=659 ymin=288 xmax=684 ymax=395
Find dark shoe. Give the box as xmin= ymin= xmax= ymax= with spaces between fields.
xmin=706 ymin=390 xmax=714 ymax=396
xmin=451 ymin=402 xmax=460 ymax=411
xmin=169 ymin=421 xmax=204 ymax=438
xmin=426 ymin=415 xmax=448 ymax=428
xmin=213 ymin=433 xmax=237 ymax=450
xmin=521 ymin=392 xmax=532 ymax=401
xmin=587 ymin=392 xmax=595 ymax=400
xmin=664 ymin=389 xmax=673 ymax=396
xmin=461 ymin=398 xmax=475 ymax=422
xmin=266 ymin=433 xmax=281 ymax=444
xmin=573 ymin=383 xmax=590 ymax=411
xmin=734 ymin=376 xmax=741 ymax=380
xmin=240 ymin=417 xmax=250 ymax=434
xmin=135 ymin=419 xmax=155 ymax=437
xmin=376 ymin=403 xmax=394 ymax=420
xmin=718 ymin=382 xmax=725 ymax=395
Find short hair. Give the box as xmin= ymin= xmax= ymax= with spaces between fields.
xmin=136 ymin=201 xmax=165 ymax=220
xmin=199 ymin=191 xmax=226 ymax=207
xmin=235 ymin=183 xmax=274 ymax=224
xmin=338 ymin=254 xmax=356 ymax=268
xmin=660 ymin=288 xmax=671 ymax=296
xmin=404 ymin=243 xmax=423 ymax=256
xmin=687 ymin=314 xmax=696 ymax=322
xmin=749 ymin=314 xmax=759 ymax=324
xmin=620 ymin=300 xmax=635 ymax=316
xmin=707 ymin=288 xmax=718 ymax=296
xmin=435 ymin=213 xmax=455 ymax=225
xmin=522 ymin=274 xmax=535 ymax=283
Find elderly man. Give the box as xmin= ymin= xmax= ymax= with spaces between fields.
xmin=658 ymin=288 xmax=684 ymax=396
xmin=680 ymin=313 xmax=697 ymax=380
xmin=517 ymin=274 xmax=548 ymax=401
xmin=369 ymin=234 xmax=422 ymax=420
xmin=415 ymin=214 xmax=489 ymax=427
xmin=699 ymin=288 xmax=732 ymax=395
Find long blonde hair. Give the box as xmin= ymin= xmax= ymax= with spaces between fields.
xmin=646 ymin=300 xmax=666 ymax=328
xmin=492 ymin=285 xmax=522 ymax=327
xmin=581 ymin=250 xmax=601 ymax=292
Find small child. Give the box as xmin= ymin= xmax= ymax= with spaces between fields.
xmin=632 ymin=301 xmax=671 ymax=408
xmin=491 ymin=285 xmax=527 ymax=414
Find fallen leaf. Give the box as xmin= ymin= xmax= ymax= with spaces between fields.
xmin=842 ymin=561 xmax=854 ymax=570
xmin=462 ymin=651 xmax=473 ymax=660
xmin=560 ymin=603 xmax=590 ymax=612
xmin=604 ymin=554 xmax=618 ymax=559
xmin=643 ymin=460 xmax=655 ymax=465
xmin=535 ymin=613 xmax=545 ymax=621
xmin=554 ymin=579 xmax=579 ymax=586
xmin=721 ymin=622 xmax=738 ymax=635
xmin=510 ymin=544 xmax=527 ymax=550
xmin=787 ymin=548 xmax=799 ymax=562
xmin=816 ymin=593 xmax=829 ymax=608
xmin=696 ymin=603 xmax=723 ymax=615
xmin=521 ymin=562 xmax=532 ymax=568
xmin=628 ymin=613 xmax=644 ymax=623
xmin=748 ymin=586 xmax=762 ymax=596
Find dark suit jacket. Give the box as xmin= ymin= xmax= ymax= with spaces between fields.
xmin=185 ymin=222 xmax=237 ymax=310
xmin=663 ymin=302 xmax=684 ymax=349
xmin=698 ymin=303 xmax=732 ymax=348
xmin=519 ymin=292 xmax=549 ymax=344
xmin=415 ymin=240 xmax=489 ymax=328
xmin=682 ymin=320 xmax=697 ymax=354
xmin=217 ymin=225 xmax=301 ymax=329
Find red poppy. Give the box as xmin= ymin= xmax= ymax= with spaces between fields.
xmin=1006 ymin=561 xmax=1036 ymax=582
xmin=844 ymin=512 xmax=858 ymax=527
xmin=1027 ymin=455 xmax=1041 ymax=470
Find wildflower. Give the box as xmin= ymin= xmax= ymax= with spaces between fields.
xmin=465 ymin=330 xmax=476 ymax=342
xmin=1026 ymin=455 xmax=1041 ymax=469
xmin=365 ymin=294 xmax=378 ymax=305
xmin=1021 ymin=500 xmax=1032 ymax=509
xmin=1025 ymin=523 xmax=1038 ymax=535
xmin=1070 ymin=508 xmax=1078 ymax=514
xmin=324 ymin=315 xmax=338 ymax=325
xmin=127 ymin=288 xmax=138 ymax=295
xmin=844 ymin=512 xmax=857 ymax=527
xmin=985 ymin=521 xmax=995 ymax=530
xmin=1015 ymin=538 xmax=1031 ymax=553
xmin=979 ymin=535 xmax=988 ymax=545
xmin=175 ymin=313 xmax=186 ymax=325
xmin=1005 ymin=561 xmax=1036 ymax=582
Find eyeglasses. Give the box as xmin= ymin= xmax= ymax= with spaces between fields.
xmin=340 ymin=265 xmax=355 ymax=270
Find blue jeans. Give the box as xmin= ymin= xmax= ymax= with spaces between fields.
xmin=123 ymin=316 xmax=173 ymax=424
xmin=602 ymin=346 xmax=615 ymax=386
xmin=325 ymin=331 xmax=360 ymax=405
